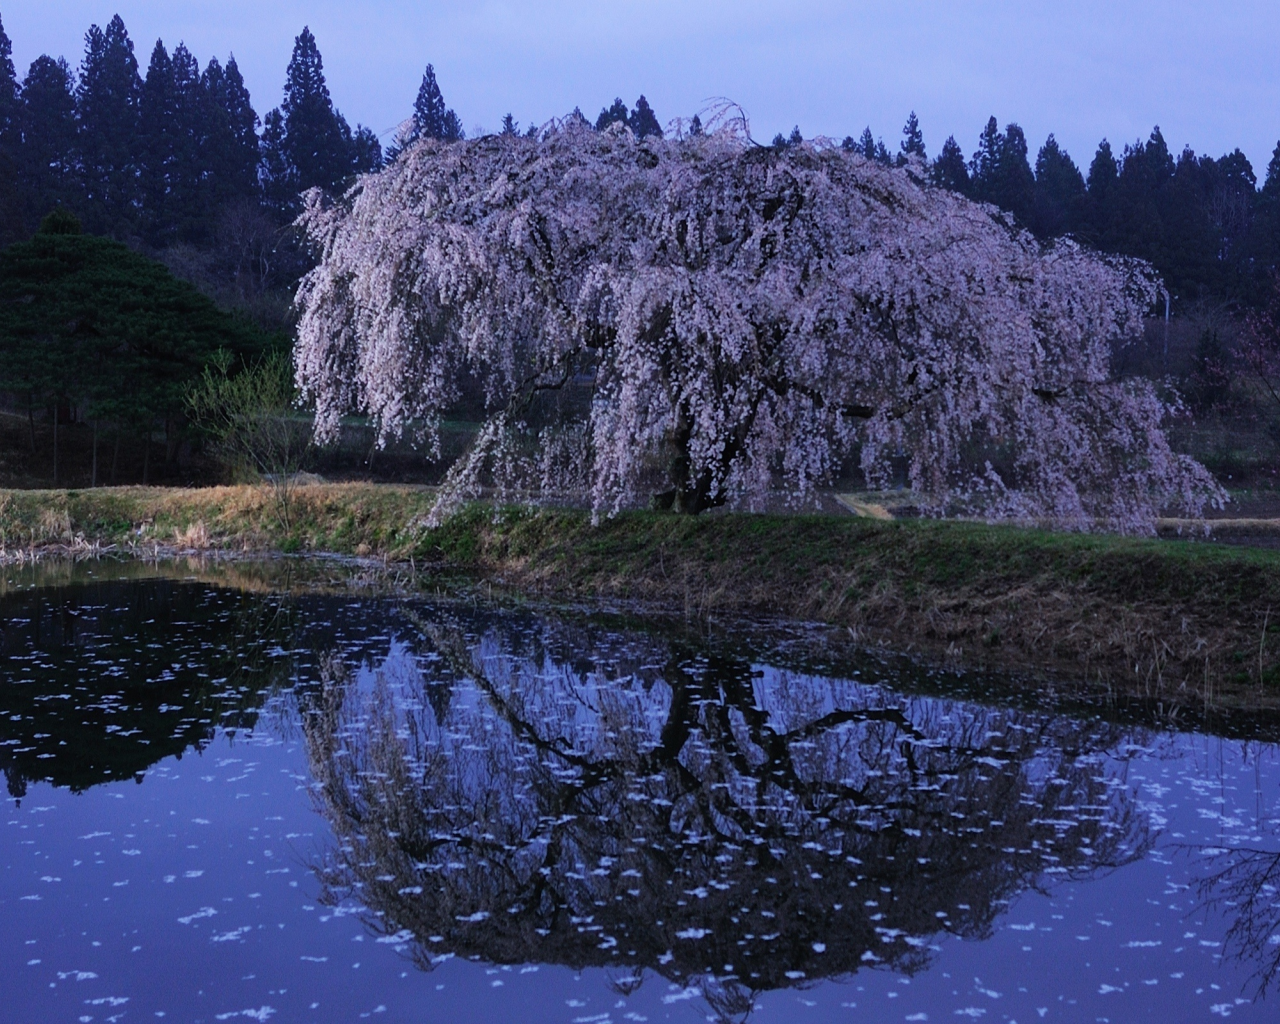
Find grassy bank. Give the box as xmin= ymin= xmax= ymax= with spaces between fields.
xmin=3 ymin=482 xmax=1280 ymax=718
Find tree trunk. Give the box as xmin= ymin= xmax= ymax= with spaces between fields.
xmin=52 ymin=403 xmax=58 ymax=487
xmin=649 ymin=408 xmax=729 ymax=514
xmin=111 ymin=430 xmax=121 ymax=485
xmin=27 ymin=398 xmax=35 ymax=454
xmin=142 ymin=430 xmax=150 ymax=485
xmin=91 ymin=422 xmax=99 ymax=488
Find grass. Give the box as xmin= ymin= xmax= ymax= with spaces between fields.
xmin=3 ymin=482 xmax=1280 ymax=719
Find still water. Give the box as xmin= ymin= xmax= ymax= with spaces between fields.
xmin=2 ymin=562 xmax=1278 ymax=1023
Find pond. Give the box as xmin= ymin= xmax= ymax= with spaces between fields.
xmin=2 ymin=561 xmax=1278 ymax=1023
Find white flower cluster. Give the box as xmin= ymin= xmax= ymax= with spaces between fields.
xmin=294 ymin=118 xmax=1222 ymax=531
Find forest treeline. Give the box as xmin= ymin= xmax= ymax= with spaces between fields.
xmin=0 ymin=10 xmax=1278 ymax=490
xmin=3 ymin=11 xmax=1279 ymax=314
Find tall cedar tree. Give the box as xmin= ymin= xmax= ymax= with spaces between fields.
xmin=629 ymin=96 xmax=662 ymax=139
xmin=931 ymin=135 xmax=970 ymax=193
xmin=410 ymin=64 xmax=463 ymax=143
xmin=77 ymin=15 xmax=142 ymax=237
xmin=596 ymin=97 xmax=629 ymax=132
xmin=15 ymin=56 xmax=79 ymax=229
xmin=0 ymin=13 xmax=21 ymax=242
xmin=968 ymin=118 xmax=1033 ymax=227
xmin=202 ymin=56 xmax=260 ymax=208
xmin=265 ymin=26 xmax=375 ymax=211
xmin=1030 ymin=135 xmax=1085 ymax=239
xmin=139 ymin=41 xmax=208 ymax=245
xmin=899 ymin=111 xmax=926 ymax=163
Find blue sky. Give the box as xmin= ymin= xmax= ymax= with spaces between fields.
xmin=7 ymin=1 xmax=1280 ymax=175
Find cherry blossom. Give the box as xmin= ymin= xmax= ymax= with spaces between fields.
xmin=294 ymin=118 xmax=1223 ymax=531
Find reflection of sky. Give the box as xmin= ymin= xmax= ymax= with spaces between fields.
xmin=2 ymin=590 xmax=1278 ymax=1021
xmin=9 ymin=2 xmax=1280 ymax=171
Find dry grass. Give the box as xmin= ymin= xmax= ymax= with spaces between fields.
xmin=3 ymin=484 xmax=1280 ymax=718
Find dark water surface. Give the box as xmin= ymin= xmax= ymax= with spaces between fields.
xmin=2 ymin=562 xmax=1279 ymax=1023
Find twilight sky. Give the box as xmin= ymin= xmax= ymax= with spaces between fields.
xmin=6 ymin=1 xmax=1280 ymax=174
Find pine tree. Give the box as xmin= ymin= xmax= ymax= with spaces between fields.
xmin=139 ymin=41 xmax=210 ymax=244
xmin=1083 ymin=140 xmax=1118 ymax=247
xmin=629 ymin=95 xmax=662 ymax=139
xmin=280 ymin=27 xmax=353 ymax=199
xmin=258 ymin=106 xmax=293 ymax=217
xmin=788 ymin=125 xmax=803 ymax=148
xmin=0 ymin=13 xmax=20 ymax=242
xmin=994 ymin=123 xmax=1036 ymax=224
xmin=0 ymin=12 xmax=16 ymax=135
xmin=899 ymin=111 xmax=926 ymax=162
xmin=350 ymin=124 xmax=382 ymax=174
xmin=138 ymin=40 xmax=176 ymax=239
xmin=77 ymin=16 xmax=143 ymax=236
xmin=16 ymin=56 xmax=80 ymax=228
xmin=969 ymin=117 xmax=1003 ymax=198
xmin=500 ymin=113 xmax=518 ymax=136
xmin=1030 ymin=134 xmax=1085 ymax=238
xmin=410 ymin=64 xmax=463 ymax=142
xmin=203 ymin=56 xmax=260 ymax=206
xmin=596 ymin=97 xmax=628 ymax=132
xmin=687 ymin=114 xmax=702 ymax=137
xmin=930 ymin=135 xmax=969 ymax=193
xmin=1264 ymin=141 xmax=1280 ymax=198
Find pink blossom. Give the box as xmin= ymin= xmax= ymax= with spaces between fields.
xmin=294 ymin=118 xmax=1223 ymax=532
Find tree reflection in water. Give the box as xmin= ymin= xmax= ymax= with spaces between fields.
xmin=0 ymin=577 xmax=292 ymax=800
xmin=1195 ymin=831 xmax=1280 ymax=996
xmin=302 ymin=608 xmax=1154 ymax=1020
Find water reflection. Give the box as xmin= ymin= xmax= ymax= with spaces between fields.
xmin=304 ymin=608 xmax=1156 ymax=1017
xmin=0 ymin=576 xmax=288 ymax=799
xmin=1196 ymin=833 xmax=1280 ymax=996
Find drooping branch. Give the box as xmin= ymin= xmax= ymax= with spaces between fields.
xmin=294 ymin=119 xmax=1223 ymax=532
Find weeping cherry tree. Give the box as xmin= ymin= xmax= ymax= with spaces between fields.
xmin=294 ymin=117 xmax=1222 ymax=532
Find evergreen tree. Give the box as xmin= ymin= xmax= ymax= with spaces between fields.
xmin=1254 ymin=141 xmax=1280 ymax=272
xmin=931 ymin=135 xmax=969 ymax=193
xmin=857 ymin=127 xmax=875 ymax=160
xmin=258 ymin=106 xmax=293 ymax=217
xmin=202 ymin=55 xmax=260 ymax=206
xmin=596 ymin=97 xmax=628 ymax=132
xmin=1265 ymin=141 xmax=1280 ymax=198
xmin=899 ymin=111 xmax=926 ymax=162
xmin=787 ymin=125 xmax=803 ymax=148
xmin=279 ymin=27 xmax=353 ymax=198
xmin=409 ymin=63 xmax=463 ymax=142
xmin=500 ymin=113 xmax=518 ymax=136
xmin=350 ymin=124 xmax=382 ymax=173
xmin=995 ymin=123 xmax=1036 ymax=225
xmin=687 ymin=114 xmax=702 ymax=137
xmin=1083 ymin=139 xmax=1118 ymax=247
xmin=0 ymin=13 xmax=21 ymax=242
xmin=140 ymin=40 xmax=207 ymax=243
xmin=16 ymin=56 xmax=79 ymax=229
xmin=969 ymin=116 xmax=1003 ymax=196
xmin=629 ymin=95 xmax=662 ymax=139
xmin=771 ymin=132 xmax=787 ymax=151
xmin=968 ymin=118 xmax=1035 ymax=226
xmin=1030 ymin=134 xmax=1085 ymax=239
xmin=77 ymin=15 xmax=142 ymax=236
xmin=0 ymin=12 xmax=16 ymax=135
